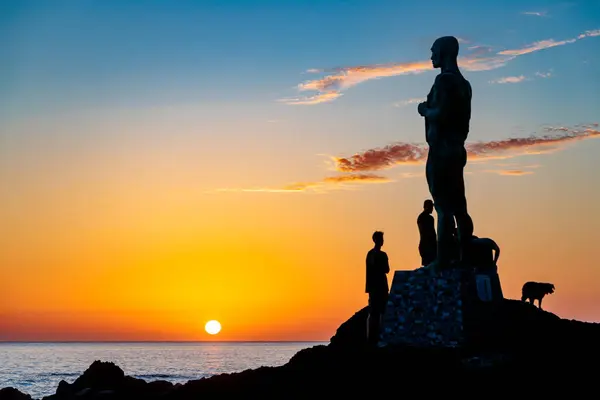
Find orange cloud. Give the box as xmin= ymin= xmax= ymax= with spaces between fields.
xmin=278 ymin=92 xmax=342 ymax=105
xmin=334 ymin=143 xmax=427 ymax=172
xmin=485 ymin=169 xmax=535 ymax=176
xmin=331 ymin=126 xmax=600 ymax=172
xmin=282 ymin=29 xmax=599 ymax=105
xmin=211 ymin=126 xmax=598 ymax=194
xmin=214 ymin=173 xmax=392 ymax=193
xmin=498 ymin=29 xmax=599 ymax=56
xmin=497 ymin=38 xmax=577 ymax=56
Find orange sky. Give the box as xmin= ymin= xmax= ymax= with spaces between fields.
xmin=3 ymin=2 xmax=600 ymax=341
xmin=2 ymin=128 xmax=600 ymax=341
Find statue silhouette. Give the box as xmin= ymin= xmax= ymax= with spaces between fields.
xmin=417 ymin=199 xmax=437 ymax=266
xmin=365 ymin=231 xmax=390 ymax=345
xmin=417 ymin=35 xmax=474 ymax=272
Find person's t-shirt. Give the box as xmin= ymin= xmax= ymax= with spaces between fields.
xmin=365 ymin=248 xmax=390 ymax=295
xmin=417 ymin=212 xmax=436 ymax=245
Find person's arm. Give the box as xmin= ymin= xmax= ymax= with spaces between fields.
xmin=416 ymin=215 xmax=424 ymax=235
xmin=493 ymin=241 xmax=500 ymax=264
xmin=383 ymin=253 xmax=390 ymax=274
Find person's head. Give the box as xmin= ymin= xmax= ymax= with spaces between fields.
xmin=423 ymin=199 xmax=434 ymax=214
xmin=372 ymin=231 xmax=384 ymax=247
xmin=431 ymin=36 xmax=460 ymax=69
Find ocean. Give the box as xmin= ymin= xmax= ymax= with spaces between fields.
xmin=0 ymin=342 xmax=324 ymax=399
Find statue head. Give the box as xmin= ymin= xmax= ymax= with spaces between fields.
xmin=372 ymin=231 xmax=384 ymax=247
xmin=430 ymin=36 xmax=460 ymax=69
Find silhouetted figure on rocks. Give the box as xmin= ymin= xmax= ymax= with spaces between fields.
xmin=465 ymin=235 xmax=500 ymax=271
xmin=365 ymin=231 xmax=390 ymax=346
xmin=417 ymin=199 xmax=437 ymax=266
xmin=417 ymin=35 xmax=474 ymax=272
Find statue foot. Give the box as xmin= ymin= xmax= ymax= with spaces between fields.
xmin=423 ymin=259 xmax=451 ymax=274
xmin=423 ymin=260 xmax=442 ymax=274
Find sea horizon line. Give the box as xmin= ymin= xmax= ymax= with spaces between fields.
xmin=0 ymin=340 xmax=328 ymax=344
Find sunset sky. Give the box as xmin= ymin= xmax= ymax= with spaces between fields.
xmin=1 ymin=0 xmax=600 ymax=341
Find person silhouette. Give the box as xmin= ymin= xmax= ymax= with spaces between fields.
xmin=465 ymin=235 xmax=500 ymax=271
xmin=417 ymin=200 xmax=437 ymax=266
xmin=365 ymin=231 xmax=390 ymax=346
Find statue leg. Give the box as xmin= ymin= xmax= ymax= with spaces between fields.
xmin=452 ymin=147 xmax=473 ymax=261
xmin=426 ymin=151 xmax=454 ymax=271
xmin=434 ymin=202 xmax=454 ymax=270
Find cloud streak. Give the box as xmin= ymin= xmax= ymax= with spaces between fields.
xmin=331 ymin=126 xmax=600 ymax=172
xmin=487 ymin=169 xmax=535 ymax=176
xmin=393 ymin=97 xmax=426 ymax=108
xmin=214 ymin=173 xmax=392 ymax=193
xmin=521 ymin=11 xmax=548 ymax=17
xmin=489 ymin=75 xmax=527 ymax=84
xmin=281 ymin=28 xmax=599 ymax=104
xmin=212 ymin=125 xmax=599 ymax=194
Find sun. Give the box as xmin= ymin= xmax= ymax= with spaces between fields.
xmin=205 ymin=320 xmax=222 ymax=335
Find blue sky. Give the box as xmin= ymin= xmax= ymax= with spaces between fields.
xmin=3 ymin=0 xmax=599 ymax=119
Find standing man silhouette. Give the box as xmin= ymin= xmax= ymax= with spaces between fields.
xmin=417 ymin=199 xmax=437 ymax=266
xmin=365 ymin=231 xmax=390 ymax=346
xmin=417 ymin=35 xmax=474 ymax=272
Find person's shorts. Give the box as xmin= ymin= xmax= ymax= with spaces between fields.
xmin=368 ymin=292 xmax=388 ymax=314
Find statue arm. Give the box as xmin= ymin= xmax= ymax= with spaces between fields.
xmin=420 ymin=74 xmax=453 ymax=122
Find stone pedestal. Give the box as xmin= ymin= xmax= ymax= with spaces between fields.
xmin=379 ymin=267 xmax=503 ymax=348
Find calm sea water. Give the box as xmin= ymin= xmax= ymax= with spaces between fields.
xmin=0 ymin=342 xmax=323 ymax=399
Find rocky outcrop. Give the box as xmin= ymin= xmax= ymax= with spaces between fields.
xmin=0 ymin=388 xmax=33 ymax=400
xmin=2 ymin=299 xmax=600 ymax=399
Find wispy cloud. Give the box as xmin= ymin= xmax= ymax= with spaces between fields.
xmin=535 ymin=71 xmax=552 ymax=78
xmin=521 ymin=11 xmax=548 ymax=17
xmin=331 ymin=126 xmax=600 ymax=172
xmin=213 ymin=173 xmax=392 ymax=193
xmin=578 ymin=29 xmax=600 ymax=39
xmin=281 ymin=28 xmax=599 ymax=104
xmin=497 ymin=38 xmax=577 ymax=56
xmin=212 ymin=126 xmax=598 ymax=194
xmin=485 ymin=169 xmax=535 ymax=176
xmin=334 ymin=142 xmax=427 ymax=172
xmin=278 ymin=92 xmax=342 ymax=105
xmin=393 ymin=97 xmax=426 ymax=107
xmin=489 ymin=75 xmax=527 ymax=84
xmin=490 ymin=70 xmax=552 ymax=84
xmin=399 ymin=171 xmax=424 ymax=179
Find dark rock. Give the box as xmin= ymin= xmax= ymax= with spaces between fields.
xmin=74 ymin=388 xmax=92 ymax=397
xmin=329 ymin=306 xmax=368 ymax=348
xmin=146 ymin=381 xmax=173 ymax=395
xmin=10 ymin=298 xmax=600 ymax=399
xmin=0 ymin=387 xmax=33 ymax=400
xmin=70 ymin=361 xmax=125 ymax=392
xmin=55 ymin=381 xmax=71 ymax=398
